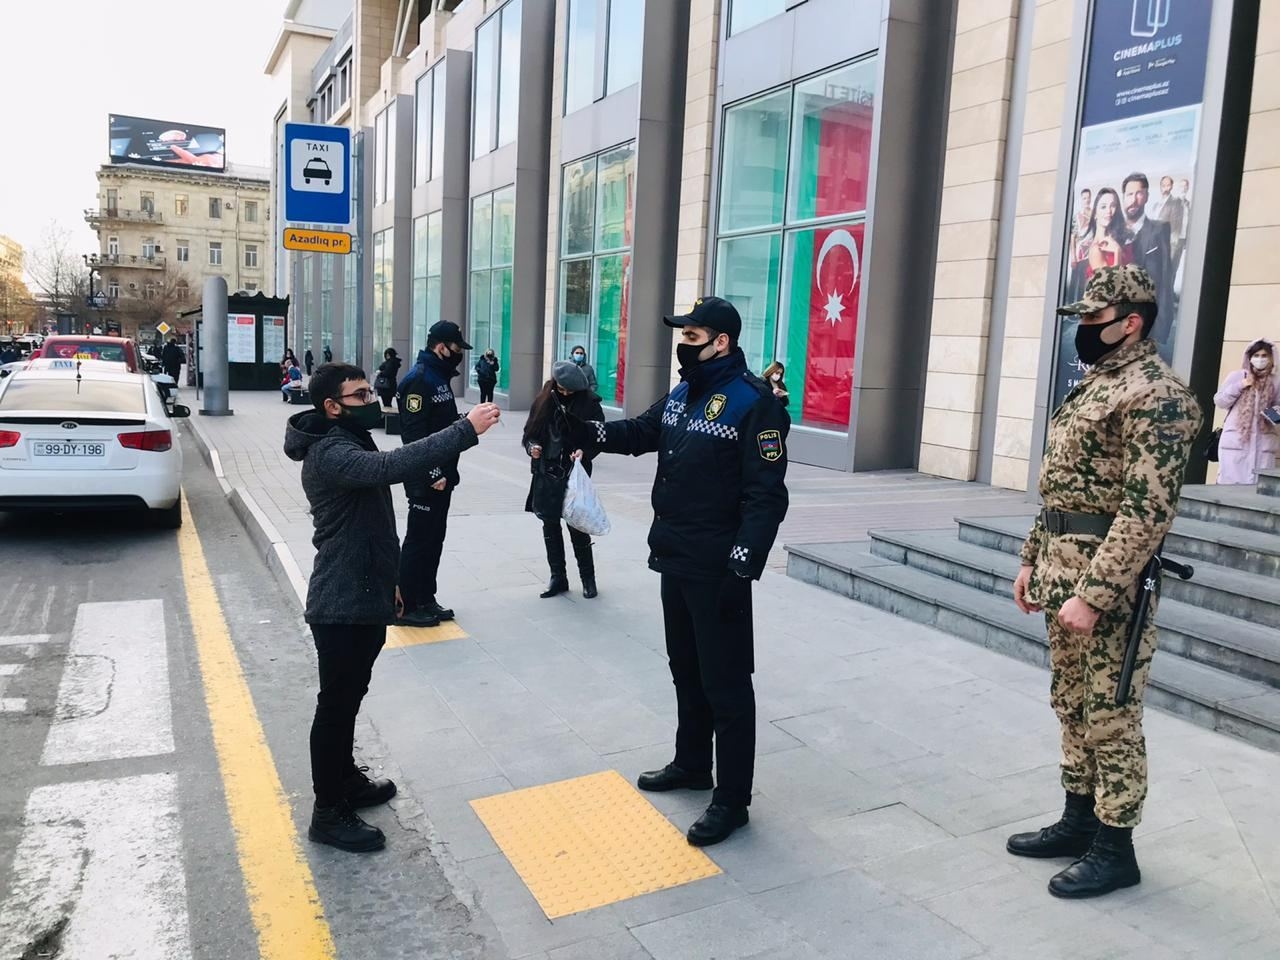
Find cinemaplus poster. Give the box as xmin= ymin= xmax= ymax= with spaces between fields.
xmin=1050 ymin=0 xmax=1213 ymax=409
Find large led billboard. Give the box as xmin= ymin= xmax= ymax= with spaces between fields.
xmin=108 ymin=115 xmax=226 ymax=171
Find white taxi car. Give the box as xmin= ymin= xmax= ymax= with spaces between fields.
xmin=0 ymin=365 xmax=191 ymax=527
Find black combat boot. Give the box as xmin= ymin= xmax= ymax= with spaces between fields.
xmin=343 ymin=766 xmax=397 ymax=809
xmin=308 ymin=802 xmax=386 ymax=853
xmin=1048 ymin=825 xmax=1141 ymax=899
xmin=540 ymin=528 xmax=569 ymax=598
xmin=571 ymin=531 xmax=597 ymax=599
xmin=1007 ymin=791 xmax=1100 ymax=859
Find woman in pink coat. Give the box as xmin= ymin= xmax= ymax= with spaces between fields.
xmin=1214 ymin=339 xmax=1280 ymax=484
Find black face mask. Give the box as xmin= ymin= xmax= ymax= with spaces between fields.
xmin=340 ymin=400 xmax=384 ymax=431
xmin=1074 ymin=316 xmax=1128 ymax=366
xmin=676 ymin=340 xmax=716 ymax=370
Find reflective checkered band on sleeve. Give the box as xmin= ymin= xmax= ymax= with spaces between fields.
xmin=730 ymin=545 xmax=749 ymax=563
xmin=687 ymin=419 xmax=738 ymax=440
xmin=430 ymin=392 xmax=453 ymax=403
xmin=592 ymin=421 xmax=607 ymax=444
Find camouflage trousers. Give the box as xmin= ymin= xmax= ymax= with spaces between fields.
xmin=1044 ymin=599 xmax=1157 ymax=828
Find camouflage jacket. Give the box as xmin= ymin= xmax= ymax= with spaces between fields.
xmin=1020 ymin=338 xmax=1202 ymax=613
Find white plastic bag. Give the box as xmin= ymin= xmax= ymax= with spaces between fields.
xmin=560 ymin=460 xmax=611 ymax=536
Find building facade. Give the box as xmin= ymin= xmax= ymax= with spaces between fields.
xmin=85 ymin=163 xmax=271 ymax=337
xmin=267 ymin=0 xmax=1276 ymax=488
xmin=0 ymin=234 xmax=34 ymax=335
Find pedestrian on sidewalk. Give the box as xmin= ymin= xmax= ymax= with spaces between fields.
xmin=282 ymin=348 xmax=299 ymax=373
xmin=374 ymin=348 xmax=402 ymax=409
xmin=571 ymin=296 xmax=790 ymax=847
xmin=161 ymin=338 xmax=183 ymax=383
xmin=395 ymin=321 xmax=471 ymax=627
xmin=323 ymin=343 xmax=333 ymax=364
xmin=281 ymin=359 xmax=303 ymax=401
xmin=569 ymin=344 xmax=598 ymax=398
xmin=523 ymin=360 xmax=605 ymax=600
xmin=304 ymin=348 xmax=314 ymax=376
xmin=1012 ymin=265 xmax=1201 ymax=899
xmin=1213 ymin=338 xmax=1280 ymax=485
xmin=762 ymin=360 xmax=789 ymax=406
xmin=475 ymin=348 xmax=500 ymax=404
xmin=285 ymin=362 xmax=501 ymax=853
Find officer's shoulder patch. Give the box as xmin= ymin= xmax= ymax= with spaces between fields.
xmin=405 ymin=394 xmax=423 ymax=414
xmin=757 ymin=429 xmax=782 ymax=461
xmin=1158 ymin=397 xmax=1187 ymax=422
xmin=705 ymin=394 xmax=728 ymax=421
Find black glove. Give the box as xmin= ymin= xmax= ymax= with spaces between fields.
xmin=717 ymin=573 xmax=751 ymax=622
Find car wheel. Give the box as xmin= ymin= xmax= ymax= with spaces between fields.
xmin=153 ymin=496 xmax=182 ymax=530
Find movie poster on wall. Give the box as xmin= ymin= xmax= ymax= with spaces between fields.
xmin=1050 ymin=0 xmax=1214 ymax=410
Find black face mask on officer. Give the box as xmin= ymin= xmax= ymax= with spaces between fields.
xmin=676 ymin=335 xmax=723 ymax=371
xmin=435 ymin=341 xmax=465 ymax=370
xmin=1075 ymin=309 xmax=1135 ymax=366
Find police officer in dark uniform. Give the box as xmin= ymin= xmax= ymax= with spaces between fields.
xmin=573 ymin=296 xmax=789 ymax=846
xmin=396 ymin=320 xmax=472 ymax=627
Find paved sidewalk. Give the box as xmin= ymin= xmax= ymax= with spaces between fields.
xmin=190 ymin=390 xmax=1280 ymax=960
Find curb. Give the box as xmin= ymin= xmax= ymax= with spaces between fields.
xmin=185 ymin=417 xmax=308 ymax=611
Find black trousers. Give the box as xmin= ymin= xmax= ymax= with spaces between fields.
xmin=660 ymin=574 xmax=756 ymax=808
xmin=478 ymin=382 xmax=495 ymax=403
xmin=310 ymin=623 xmax=386 ymax=806
xmin=400 ymin=487 xmax=452 ymax=612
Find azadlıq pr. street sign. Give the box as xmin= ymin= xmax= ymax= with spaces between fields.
xmin=283 ymin=123 xmax=351 ymax=227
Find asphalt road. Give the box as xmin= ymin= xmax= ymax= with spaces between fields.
xmin=0 ymin=432 xmax=499 ymax=960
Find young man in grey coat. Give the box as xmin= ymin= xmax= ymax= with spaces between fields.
xmin=285 ymin=362 xmax=501 ymax=852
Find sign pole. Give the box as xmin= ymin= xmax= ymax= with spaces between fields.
xmin=199 ymin=277 xmax=233 ymax=416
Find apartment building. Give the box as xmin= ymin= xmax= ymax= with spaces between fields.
xmin=85 ymin=162 xmax=271 ymax=336
xmin=268 ymin=0 xmax=1276 ymax=487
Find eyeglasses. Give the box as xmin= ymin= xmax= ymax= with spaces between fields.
xmin=339 ymin=388 xmax=376 ymax=403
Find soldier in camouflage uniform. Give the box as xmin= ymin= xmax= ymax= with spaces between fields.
xmin=1009 ymin=264 xmax=1202 ymax=899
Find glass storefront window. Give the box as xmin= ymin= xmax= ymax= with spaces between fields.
xmin=342 ymin=252 xmax=356 ymax=363
xmin=498 ymin=0 xmax=523 ymax=147
xmin=471 ymin=194 xmax=493 ymax=270
xmin=565 ymin=0 xmax=596 ymax=115
xmin=412 ymin=215 xmax=430 ymax=349
xmin=474 ymin=17 xmax=498 ymax=158
xmin=373 ymin=229 xmax=395 ymax=353
xmin=713 ymin=58 xmax=877 ymax=431
xmin=557 ymin=142 xmax=636 ymax=407
xmin=384 ymin=103 xmax=397 ymax=203
xmin=715 ymin=233 xmax=781 ymax=374
xmin=605 ymin=0 xmax=643 ymax=94
xmin=469 ymin=271 xmax=491 ymax=371
xmin=730 ymin=0 xmax=786 ymax=36
xmin=431 ymin=66 xmax=447 ymax=180
xmin=415 ymin=71 xmax=431 ymax=186
xmin=718 ymin=89 xmax=790 ymax=232
xmin=300 ymin=253 xmax=313 ymax=347
xmin=562 ymin=158 xmax=596 ymax=256
xmin=493 ymin=186 xmax=516 ymax=266
xmin=787 ymin=59 xmax=876 ymax=223
xmin=470 ymin=188 xmax=515 ymax=391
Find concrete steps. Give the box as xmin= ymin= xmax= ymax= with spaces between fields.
xmin=786 ymin=539 xmax=1280 ymax=753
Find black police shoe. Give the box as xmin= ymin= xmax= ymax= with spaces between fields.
xmin=1048 ymin=825 xmax=1140 ymax=899
xmin=344 ymin=766 xmax=397 ymax=809
xmin=424 ymin=600 xmax=455 ymax=621
xmin=400 ymin=608 xmax=441 ymax=628
xmin=636 ymin=763 xmax=714 ymax=793
xmin=308 ymin=802 xmax=386 ymax=853
xmin=687 ymin=803 xmax=749 ymax=847
xmin=1007 ymin=791 xmax=1100 ymax=859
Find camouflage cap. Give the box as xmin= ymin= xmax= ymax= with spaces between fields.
xmin=1057 ymin=264 xmax=1156 ymax=316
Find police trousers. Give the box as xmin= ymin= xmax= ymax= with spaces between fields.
xmin=660 ymin=573 xmax=755 ymax=809
xmin=310 ymin=623 xmax=386 ymax=805
xmin=399 ymin=487 xmax=452 ymax=613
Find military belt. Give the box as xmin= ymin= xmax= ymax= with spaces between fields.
xmin=1040 ymin=508 xmax=1114 ymax=538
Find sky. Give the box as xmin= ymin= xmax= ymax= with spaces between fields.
xmin=0 ymin=0 xmax=284 ymax=278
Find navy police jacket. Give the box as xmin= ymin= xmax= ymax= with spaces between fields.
xmin=396 ymin=350 xmax=463 ymax=493
xmin=590 ymin=349 xmax=789 ymax=580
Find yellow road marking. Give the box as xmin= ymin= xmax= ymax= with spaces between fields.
xmin=470 ymin=770 xmax=721 ymax=919
xmin=177 ymin=494 xmax=336 ymax=959
xmin=385 ymin=620 xmax=468 ymax=649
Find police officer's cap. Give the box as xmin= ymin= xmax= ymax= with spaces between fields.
xmin=1057 ymin=265 xmax=1156 ymax=317
xmin=428 ymin=320 xmax=473 ymax=350
xmin=663 ymin=296 xmax=742 ymax=341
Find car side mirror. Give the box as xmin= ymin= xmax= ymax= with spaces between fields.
xmin=170 ymin=404 xmax=191 ymax=419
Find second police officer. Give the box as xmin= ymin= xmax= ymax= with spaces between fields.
xmin=573 ymin=296 xmax=789 ymax=846
xmin=396 ymin=320 xmax=473 ymax=627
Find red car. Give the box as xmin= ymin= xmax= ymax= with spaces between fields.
xmin=34 ymin=336 xmax=140 ymax=373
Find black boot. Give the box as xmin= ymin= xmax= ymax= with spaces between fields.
xmin=687 ymin=804 xmax=749 ymax=847
xmin=1048 ymin=825 xmax=1141 ymax=899
xmin=1007 ymin=791 xmax=1100 ymax=859
xmin=308 ymin=802 xmax=386 ymax=853
xmin=540 ymin=527 xmax=569 ymax=598
xmin=570 ymin=530 xmax=597 ymax=599
xmin=343 ymin=766 xmax=397 ymax=809
xmin=637 ymin=763 xmax=714 ymax=792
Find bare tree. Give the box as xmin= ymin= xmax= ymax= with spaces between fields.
xmin=109 ymin=263 xmax=193 ymax=338
xmin=0 ymin=270 xmax=38 ymax=333
xmin=27 ymin=224 xmax=89 ymax=317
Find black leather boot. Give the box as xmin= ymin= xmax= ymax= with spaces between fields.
xmin=1048 ymin=825 xmax=1141 ymax=899
xmin=344 ymin=766 xmax=397 ymax=809
xmin=1007 ymin=791 xmax=1100 ymax=859
xmin=637 ymin=763 xmax=714 ymax=792
xmin=540 ymin=527 xmax=569 ymax=598
xmin=687 ymin=803 xmax=749 ymax=847
xmin=570 ymin=530 xmax=597 ymax=599
xmin=308 ymin=802 xmax=386 ymax=853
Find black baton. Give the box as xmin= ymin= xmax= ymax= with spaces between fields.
xmin=1115 ymin=550 xmax=1194 ymax=706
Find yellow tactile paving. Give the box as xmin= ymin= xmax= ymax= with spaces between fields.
xmin=384 ymin=620 xmax=468 ymax=649
xmin=469 ymin=770 xmax=722 ymax=919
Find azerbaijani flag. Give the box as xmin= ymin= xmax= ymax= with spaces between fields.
xmin=784 ymin=97 xmax=872 ymax=427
